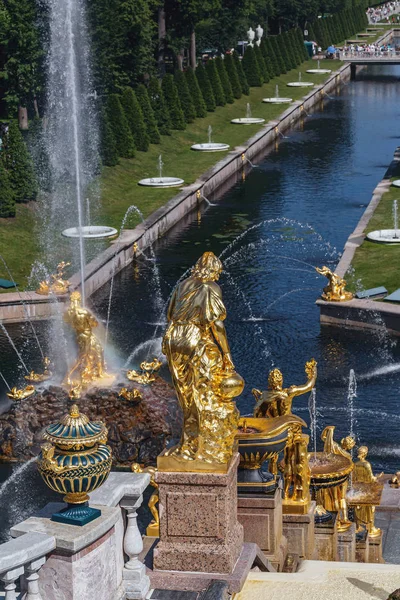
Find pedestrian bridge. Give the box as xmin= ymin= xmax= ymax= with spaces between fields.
xmin=339 ymin=51 xmax=400 ymax=64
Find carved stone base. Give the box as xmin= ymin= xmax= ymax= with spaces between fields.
xmin=355 ymin=529 xmax=369 ymax=563
xmin=314 ymin=513 xmax=338 ymax=561
xmin=368 ymin=532 xmax=384 ymax=564
xmin=237 ymin=489 xmax=287 ymax=571
xmin=338 ymin=523 xmax=356 ymax=562
xmin=154 ymin=453 xmax=243 ymax=574
xmin=282 ymin=501 xmax=316 ymax=559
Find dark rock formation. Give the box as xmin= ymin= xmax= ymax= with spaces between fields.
xmin=0 ymin=378 xmax=182 ymax=467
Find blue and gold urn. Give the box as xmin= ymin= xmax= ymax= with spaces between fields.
xmin=37 ymin=404 xmax=112 ymax=526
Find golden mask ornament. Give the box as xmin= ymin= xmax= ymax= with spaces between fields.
xmin=127 ymin=357 xmax=162 ymax=385
xmin=316 ymin=266 xmax=353 ymax=302
xmin=6 ymin=385 xmax=35 ymax=401
xmin=25 ymin=357 xmax=52 ymax=383
xmin=158 ymin=251 xmax=244 ymax=472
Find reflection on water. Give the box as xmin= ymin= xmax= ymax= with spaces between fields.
xmin=1 ymin=65 xmax=400 ymax=539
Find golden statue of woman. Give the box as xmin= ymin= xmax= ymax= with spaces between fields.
xmin=252 ymin=359 xmax=317 ymax=418
xmin=162 ymin=252 xmax=244 ymax=467
xmin=63 ymin=291 xmax=107 ymax=390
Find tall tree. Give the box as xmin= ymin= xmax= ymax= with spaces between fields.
xmin=1 ymin=0 xmax=44 ymax=128
xmin=185 ymin=67 xmax=207 ymax=118
xmin=162 ymin=74 xmax=186 ymax=130
xmin=165 ymin=0 xmax=221 ymax=69
xmin=135 ymin=83 xmax=161 ymax=144
xmin=121 ymin=87 xmax=149 ymax=152
xmin=148 ymin=77 xmax=172 ymax=135
xmin=100 ymin=109 xmax=119 ymax=167
xmin=106 ymin=94 xmax=135 ymax=158
xmin=174 ymin=69 xmax=196 ymax=122
xmin=195 ymin=63 xmax=216 ymax=111
xmin=2 ymin=121 xmax=37 ymax=202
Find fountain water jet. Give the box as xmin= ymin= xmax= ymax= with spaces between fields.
xmin=0 ymin=324 xmax=29 ymax=374
xmin=138 ymin=155 xmax=184 ymax=187
xmin=287 ymin=72 xmax=314 ymax=88
xmin=307 ymin=59 xmax=332 ymax=75
xmin=191 ymin=125 xmax=230 ymax=152
xmin=348 ymin=369 xmax=357 ymax=442
xmin=231 ymin=103 xmax=265 ymax=125
xmin=263 ymin=84 xmax=292 ymax=104
xmin=366 ymin=199 xmax=400 ymax=243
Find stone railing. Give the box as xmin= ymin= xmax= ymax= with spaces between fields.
xmin=339 ymin=49 xmax=400 ymax=59
xmin=0 ymin=531 xmax=56 ymax=599
xmin=90 ymin=471 xmax=151 ymax=600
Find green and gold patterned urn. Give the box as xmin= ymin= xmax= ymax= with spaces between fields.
xmin=37 ymin=404 xmax=112 ymax=526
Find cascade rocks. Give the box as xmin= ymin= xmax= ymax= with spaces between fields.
xmin=0 ymin=378 xmax=182 ymax=467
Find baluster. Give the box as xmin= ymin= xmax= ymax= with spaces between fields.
xmin=1 ymin=565 xmax=24 ymax=600
xmin=120 ymin=494 xmax=150 ymax=599
xmin=23 ymin=557 xmax=46 ymax=600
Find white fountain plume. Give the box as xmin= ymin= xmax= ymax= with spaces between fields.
xmin=308 ymin=388 xmax=317 ymax=460
xmin=299 ymin=71 xmax=302 ymax=82
xmin=347 ymin=369 xmax=357 ymax=441
xmin=275 ymin=85 xmax=279 ymax=99
xmin=43 ymin=0 xmax=100 ymax=306
xmin=393 ymin=199 xmax=398 ymax=238
xmin=246 ymin=103 xmax=252 ymax=119
xmin=208 ymin=125 xmax=212 ymax=145
xmin=158 ymin=154 xmax=164 ymax=180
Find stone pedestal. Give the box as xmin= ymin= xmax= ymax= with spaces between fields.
xmin=282 ymin=502 xmax=316 ymax=559
xmin=314 ymin=515 xmax=338 ymax=562
xmin=355 ymin=530 xmax=369 ymax=563
xmin=368 ymin=532 xmax=384 ymax=564
xmin=154 ymin=453 xmax=243 ymax=574
xmin=237 ymin=489 xmax=287 ymax=571
xmin=338 ymin=523 xmax=356 ymax=562
xmin=11 ymin=504 xmax=121 ymax=600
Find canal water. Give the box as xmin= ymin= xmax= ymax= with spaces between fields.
xmin=1 ymin=64 xmax=400 ymax=540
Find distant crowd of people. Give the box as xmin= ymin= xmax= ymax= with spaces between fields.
xmin=341 ymin=42 xmax=400 ymax=56
xmin=367 ymin=1 xmax=400 ymax=23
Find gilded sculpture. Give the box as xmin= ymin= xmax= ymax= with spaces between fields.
xmin=25 ymin=357 xmax=52 ymax=383
xmin=132 ymin=463 xmax=159 ymax=536
xmin=282 ymin=426 xmax=312 ymax=512
xmin=159 ymin=251 xmax=244 ymax=471
xmin=252 ymin=359 xmax=317 ymax=418
xmin=352 ymin=446 xmax=383 ymax=537
xmin=319 ymin=425 xmax=355 ymax=530
xmin=63 ymin=291 xmax=111 ymax=395
xmin=119 ymin=387 xmax=142 ymax=403
xmin=36 ymin=262 xmax=71 ymax=296
xmin=316 ymin=266 xmax=353 ymax=302
xmin=127 ymin=357 xmax=162 ymax=385
xmin=6 ymin=385 xmax=35 ymax=401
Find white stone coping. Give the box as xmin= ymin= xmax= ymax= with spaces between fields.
xmin=0 ymin=532 xmax=56 ymax=574
xmin=90 ymin=472 xmax=151 ymax=507
xmin=11 ymin=505 xmax=120 ymax=554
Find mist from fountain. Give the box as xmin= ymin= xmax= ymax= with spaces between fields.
xmin=0 ymin=372 xmax=10 ymax=391
xmin=42 ymin=0 xmax=100 ymax=305
xmin=275 ymin=85 xmax=279 ymax=98
xmin=308 ymin=388 xmax=317 ymax=460
xmin=0 ymin=324 xmax=29 ymax=374
xmin=348 ymin=369 xmax=357 ymax=441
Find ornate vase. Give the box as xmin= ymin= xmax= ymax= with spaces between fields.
xmin=236 ymin=415 xmax=306 ymax=494
xmin=37 ymin=404 xmax=112 ymax=526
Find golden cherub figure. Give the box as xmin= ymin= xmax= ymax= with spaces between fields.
xmin=252 ymin=359 xmax=317 ymax=418
xmin=353 ymin=446 xmax=382 ymax=537
xmin=63 ymin=291 xmax=108 ymax=390
xmin=7 ymin=385 xmax=35 ymax=401
xmin=161 ymin=251 xmax=244 ymax=466
xmin=25 ymin=357 xmax=52 ymax=383
xmin=131 ymin=463 xmax=159 ymax=536
xmin=316 ymin=266 xmax=353 ymax=302
xmin=119 ymin=387 xmax=142 ymax=403
xmin=283 ymin=430 xmax=311 ymax=506
xmin=36 ymin=262 xmax=71 ymax=296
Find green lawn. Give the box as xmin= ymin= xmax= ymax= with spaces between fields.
xmin=0 ymin=59 xmax=342 ymax=290
xmin=349 ymin=182 xmax=400 ymax=294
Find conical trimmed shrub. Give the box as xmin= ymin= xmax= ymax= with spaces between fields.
xmin=260 ymin=39 xmax=275 ymax=79
xmin=121 ymin=87 xmax=149 ymax=152
xmin=224 ymin=53 xmax=241 ymax=99
xmin=135 ymin=84 xmax=160 ymax=144
xmin=100 ymin=109 xmax=119 ymax=166
xmin=0 ymin=159 xmax=16 ymax=217
xmin=242 ymin=46 xmax=262 ymax=87
xmin=254 ymin=43 xmax=270 ymax=83
xmin=147 ymin=78 xmax=171 ymax=136
xmin=233 ymin=51 xmax=249 ymax=95
xmin=162 ymin=74 xmax=186 ymax=130
xmin=270 ymin=36 xmax=286 ymax=74
xmin=2 ymin=121 xmax=38 ymax=203
xmin=206 ymin=60 xmax=225 ymax=106
xmin=174 ymin=69 xmax=196 ymax=123
xmin=185 ymin=67 xmax=207 ymax=118
xmin=106 ymin=95 xmax=135 ymax=158
xmin=215 ymin=56 xmax=234 ymax=104
xmin=195 ymin=63 xmax=216 ymax=111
